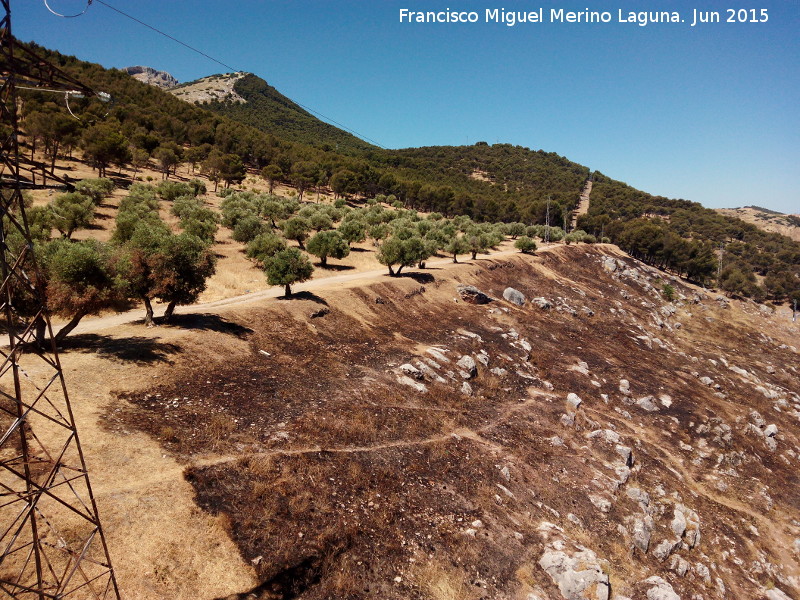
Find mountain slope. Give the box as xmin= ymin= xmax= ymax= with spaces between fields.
xmin=104 ymin=244 xmax=800 ymax=600
xmin=716 ymin=207 xmax=800 ymax=243
xmin=195 ymin=73 xmax=375 ymax=153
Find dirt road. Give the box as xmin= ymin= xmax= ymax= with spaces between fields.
xmin=68 ymin=247 xmax=535 ymax=336
xmin=570 ymin=179 xmax=593 ymax=230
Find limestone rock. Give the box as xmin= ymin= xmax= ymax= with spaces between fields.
xmin=673 ymin=504 xmax=700 ymax=548
xmin=538 ymin=547 xmax=610 ymax=600
xmin=652 ymin=538 xmax=681 ymax=562
xmin=457 ymin=284 xmax=492 ymax=304
xmin=532 ymin=297 xmax=552 ymax=309
xmin=632 ymin=515 xmax=654 ymax=553
xmin=567 ymin=393 xmax=583 ymax=410
xmin=636 ymin=396 xmax=659 ymax=412
xmin=669 ymin=555 xmax=690 ymax=577
xmin=642 ymin=576 xmax=681 ymax=600
xmin=456 ymin=355 xmax=478 ymax=379
xmin=399 ymin=363 xmax=423 ymax=380
xmin=397 ymin=376 xmax=427 ymax=393
xmin=503 ymin=287 xmax=526 ymax=306
xmin=764 ymin=424 xmax=778 ymax=437
xmin=619 ymin=379 xmax=631 ymax=395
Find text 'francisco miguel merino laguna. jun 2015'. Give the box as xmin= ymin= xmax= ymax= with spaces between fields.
xmin=398 ymin=7 xmax=770 ymax=27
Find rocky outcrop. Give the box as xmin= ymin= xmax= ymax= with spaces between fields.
xmin=538 ymin=547 xmax=610 ymax=600
xmin=457 ymin=284 xmax=492 ymax=304
xmin=503 ymin=287 xmax=526 ymax=306
xmin=124 ymin=65 xmax=178 ymax=89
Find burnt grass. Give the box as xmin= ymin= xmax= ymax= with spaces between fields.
xmin=108 ymin=246 xmax=800 ymax=600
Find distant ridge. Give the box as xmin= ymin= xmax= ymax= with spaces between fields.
xmin=124 ymin=65 xmax=178 ymax=90
xmin=183 ymin=72 xmax=375 ymax=152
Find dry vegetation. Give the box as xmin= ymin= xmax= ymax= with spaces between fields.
xmin=21 ymin=243 xmax=792 ymax=599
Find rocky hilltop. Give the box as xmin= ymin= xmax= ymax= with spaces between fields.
xmin=169 ymin=72 xmax=248 ymax=104
xmin=96 ymin=244 xmax=799 ymax=600
xmin=124 ymin=65 xmax=179 ymax=89
xmin=716 ymin=207 xmax=800 ymax=243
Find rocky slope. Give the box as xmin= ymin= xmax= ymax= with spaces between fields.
xmin=716 ymin=207 xmax=800 ymax=242
xmin=124 ymin=65 xmax=179 ymax=89
xmin=169 ymin=72 xmax=248 ymax=104
xmin=106 ymin=245 xmax=800 ymax=600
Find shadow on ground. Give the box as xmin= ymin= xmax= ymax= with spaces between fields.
xmin=60 ymin=334 xmax=182 ymax=363
xmin=281 ymin=291 xmax=328 ymax=306
xmin=395 ymin=271 xmax=435 ymax=284
xmin=158 ymin=313 xmax=253 ymax=338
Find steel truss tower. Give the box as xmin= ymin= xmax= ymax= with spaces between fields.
xmin=0 ymin=1 xmax=119 ymax=597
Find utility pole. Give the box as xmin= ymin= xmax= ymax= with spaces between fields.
xmin=0 ymin=2 xmax=120 ymax=597
xmin=544 ymin=195 xmax=551 ymax=244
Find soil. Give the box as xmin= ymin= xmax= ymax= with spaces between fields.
xmin=38 ymin=244 xmax=795 ymax=600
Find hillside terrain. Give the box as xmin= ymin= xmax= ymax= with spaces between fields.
xmin=716 ymin=207 xmax=800 ymax=243
xmin=14 ymin=41 xmax=798 ymax=306
xmin=124 ymin=65 xmax=179 ymax=90
xmin=4 ymin=37 xmax=800 ymax=600
xmin=17 ymin=244 xmax=797 ymax=600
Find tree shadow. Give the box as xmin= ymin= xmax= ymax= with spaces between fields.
xmin=317 ymin=263 xmax=354 ymax=271
xmin=157 ymin=313 xmax=253 ymax=338
xmin=59 ymin=334 xmax=182 ymax=363
xmin=395 ymin=272 xmax=435 ymax=284
xmin=281 ymin=291 xmax=329 ymax=306
xmin=349 ymin=247 xmax=371 ymax=253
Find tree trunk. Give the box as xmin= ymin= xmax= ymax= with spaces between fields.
xmin=297 ymin=239 xmax=305 ymax=250
xmin=320 ymin=256 xmax=327 ymax=267
xmin=53 ymin=310 xmax=89 ymax=344
xmin=452 ymin=254 xmax=458 ymax=263
xmin=163 ymin=300 xmax=178 ymax=322
xmin=284 ymin=284 xmax=292 ymax=297
xmin=471 ymin=251 xmax=478 ymax=260
xmin=143 ymin=297 xmax=155 ymax=327
xmin=34 ymin=314 xmax=47 ymax=348
xmin=395 ymin=265 xmax=404 ymax=275
xmin=387 ymin=265 xmax=395 ymax=276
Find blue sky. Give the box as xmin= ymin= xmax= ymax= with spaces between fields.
xmin=13 ymin=1 xmax=800 ymax=214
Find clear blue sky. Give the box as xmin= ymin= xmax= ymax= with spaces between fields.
xmin=12 ymin=0 xmax=800 ymax=214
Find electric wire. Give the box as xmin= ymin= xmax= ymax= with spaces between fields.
xmin=44 ymin=0 xmax=386 ymax=148
xmin=44 ymin=0 xmax=92 ymax=18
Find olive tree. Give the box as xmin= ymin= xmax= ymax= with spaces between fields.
xmin=263 ymin=248 xmax=314 ymax=296
xmin=307 ymin=230 xmax=350 ymax=267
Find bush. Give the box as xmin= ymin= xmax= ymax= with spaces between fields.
xmin=282 ymin=216 xmax=311 ymax=249
xmin=188 ymin=179 xmax=207 ymax=196
xmin=73 ymin=178 xmax=114 ymax=205
xmin=48 ymin=192 xmax=95 ymax=239
xmin=263 ymin=248 xmax=314 ymax=296
xmin=156 ymin=180 xmax=193 ymax=201
xmin=306 ymin=230 xmax=350 ymax=266
xmin=662 ymin=283 xmax=675 ymax=302
xmin=515 ymin=236 xmax=537 ymax=254
xmin=246 ymin=232 xmax=287 ymax=263
xmin=172 ymin=195 xmax=204 ymax=219
xmin=232 ymin=214 xmax=267 ymax=243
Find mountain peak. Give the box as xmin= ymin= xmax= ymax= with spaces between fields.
xmin=124 ymin=65 xmax=179 ymax=90
xmin=169 ymin=72 xmax=250 ymax=105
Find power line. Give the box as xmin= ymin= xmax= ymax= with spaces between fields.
xmin=93 ymin=0 xmax=239 ymax=73
xmin=50 ymin=0 xmax=387 ymax=148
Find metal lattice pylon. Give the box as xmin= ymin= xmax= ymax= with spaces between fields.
xmin=0 ymin=2 xmax=119 ymax=597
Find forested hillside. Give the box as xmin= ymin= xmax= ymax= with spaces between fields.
xmin=11 ymin=40 xmax=800 ymax=303
xmin=201 ymin=73 xmax=374 ymax=153
xmin=579 ymin=174 xmax=800 ymax=301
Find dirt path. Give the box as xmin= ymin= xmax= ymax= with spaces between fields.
xmin=571 ymin=179 xmax=593 ymax=230
xmin=68 ymin=247 xmax=539 ymax=336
